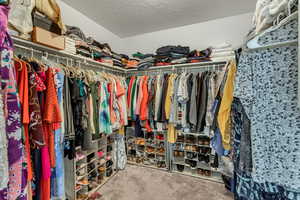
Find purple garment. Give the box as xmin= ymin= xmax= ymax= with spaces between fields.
xmin=0 ymin=5 xmax=13 ymax=50
xmin=0 ymin=49 xmax=25 ymax=200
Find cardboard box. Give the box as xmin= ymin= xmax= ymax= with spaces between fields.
xmin=32 ymin=27 xmax=65 ymax=50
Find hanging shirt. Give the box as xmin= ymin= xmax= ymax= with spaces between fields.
xmin=217 ymin=60 xmax=236 ymax=150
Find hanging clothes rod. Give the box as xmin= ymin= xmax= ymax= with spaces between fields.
xmin=126 ymin=61 xmax=228 ymax=73
xmin=14 ymin=43 xmax=125 ymax=76
xmin=12 ymin=36 xmax=127 ymax=72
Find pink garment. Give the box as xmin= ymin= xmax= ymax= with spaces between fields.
xmin=41 ymin=147 xmax=51 ymax=179
xmin=0 ymin=6 xmax=13 ymax=50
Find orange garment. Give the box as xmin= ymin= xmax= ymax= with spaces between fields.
xmin=43 ymin=68 xmax=62 ymax=167
xmin=108 ymin=82 xmax=117 ymax=125
xmin=126 ymin=60 xmax=138 ymax=68
xmin=40 ymin=68 xmax=62 ymax=200
xmin=14 ymin=60 xmax=33 ymax=181
xmin=116 ymin=79 xmax=126 ymax=125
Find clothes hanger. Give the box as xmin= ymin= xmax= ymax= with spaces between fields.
xmin=246 ymin=10 xmax=298 ymax=50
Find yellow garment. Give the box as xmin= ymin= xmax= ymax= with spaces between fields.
xmin=165 ymin=74 xmax=175 ymax=120
xmin=35 ymin=0 xmax=66 ymax=34
xmin=217 ymin=60 xmax=237 ymax=150
xmin=167 ymin=124 xmax=177 ymax=143
xmin=118 ymin=126 xmax=125 ymax=135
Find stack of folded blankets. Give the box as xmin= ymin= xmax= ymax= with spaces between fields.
xmin=132 ymin=52 xmax=155 ymax=70
xmin=65 ymin=26 xmax=91 ymax=58
xmin=87 ymin=37 xmax=113 ymax=66
xmin=155 ymin=45 xmax=190 ymax=66
xmin=209 ymin=43 xmax=235 ymax=62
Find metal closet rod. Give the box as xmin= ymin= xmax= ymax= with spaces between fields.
xmin=13 ymin=43 xmax=126 ymax=75
xmin=127 ymin=62 xmax=228 ymax=76
xmin=12 ymin=36 xmax=126 ymax=72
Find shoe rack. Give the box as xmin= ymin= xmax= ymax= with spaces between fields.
xmin=126 ymin=128 xmax=169 ymax=171
xmin=65 ymin=133 xmax=118 ymax=200
xmin=170 ymin=132 xmax=222 ymax=183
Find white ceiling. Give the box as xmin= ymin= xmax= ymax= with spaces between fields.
xmin=62 ymin=0 xmax=256 ymax=38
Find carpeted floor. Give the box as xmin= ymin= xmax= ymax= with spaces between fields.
xmin=98 ymin=165 xmax=233 ymax=200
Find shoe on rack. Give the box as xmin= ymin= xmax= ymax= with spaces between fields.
xmin=76 ymin=152 xmax=85 ymax=161
xmin=176 ymin=164 xmax=185 ymax=172
xmin=78 ymin=179 xmax=89 ymax=186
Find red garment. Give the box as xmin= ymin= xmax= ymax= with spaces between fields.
xmin=40 ymin=69 xmax=62 ymax=200
xmin=14 ymin=60 xmax=33 ymax=181
xmin=127 ymin=76 xmax=135 ymax=109
xmin=155 ymin=62 xmax=171 ymax=66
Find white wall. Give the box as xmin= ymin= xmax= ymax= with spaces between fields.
xmin=58 ymin=2 xmax=253 ymax=55
xmin=57 ymin=1 xmax=122 ymax=51
xmin=118 ymin=13 xmax=253 ymax=55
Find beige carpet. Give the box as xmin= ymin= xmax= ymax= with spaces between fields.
xmin=98 ymin=165 xmax=233 ymax=200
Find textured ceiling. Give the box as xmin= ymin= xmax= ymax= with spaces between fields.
xmin=62 ymin=0 xmax=256 ymax=38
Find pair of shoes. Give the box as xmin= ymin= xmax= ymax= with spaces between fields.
xmin=146 ymin=146 xmax=155 ymax=153
xmin=198 ymin=139 xmax=210 ymax=146
xmin=157 ymin=162 xmax=166 ymax=168
xmin=174 ymin=151 xmax=184 ymax=157
xmin=98 ymin=166 xmax=105 ymax=173
xmin=157 ymin=148 xmax=165 ymax=154
xmin=186 ymin=152 xmax=197 ymax=159
xmin=198 ymin=169 xmax=211 ymax=176
xmin=98 ymin=151 xmax=104 ymax=158
xmin=199 ymin=147 xmax=211 ymax=154
xmin=185 ymin=145 xmax=197 ymax=152
xmin=78 ymin=179 xmax=89 ymax=186
xmin=106 ymin=160 xmax=113 ymax=168
xmin=76 ymin=152 xmax=85 ymax=161
xmin=176 ymin=136 xmax=184 ymax=143
xmin=185 ymin=160 xmax=197 ymax=169
xmin=135 ymin=138 xmax=145 ymax=145
xmin=176 ymin=164 xmax=185 ymax=172
xmin=198 ymin=154 xmax=210 ymax=164
xmin=156 ymin=135 xmax=164 ymax=140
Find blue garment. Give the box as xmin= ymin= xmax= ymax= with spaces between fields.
xmin=51 ymin=72 xmax=65 ymax=199
xmin=211 ymin=128 xmax=229 ymax=156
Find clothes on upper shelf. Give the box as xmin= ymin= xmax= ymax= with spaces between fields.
xmin=9 ymin=0 xmax=65 ymax=36
xmin=126 ymin=65 xmax=227 ymax=142
xmin=250 ymin=0 xmax=298 ymax=38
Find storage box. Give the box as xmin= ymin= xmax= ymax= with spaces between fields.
xmin=32 ymin=11 xmax=62 ymax=35
xmin=32 ymin=27 xmax=65 ymax=50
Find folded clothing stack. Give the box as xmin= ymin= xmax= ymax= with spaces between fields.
xmin=65 ymin=26 xmax=91 ymax=58
xmin=60 ymin=37 xmax=76 ymax=55
xmin=132 ymin=52 xmax=155 ymax=70
xmin=87 ymin=37 xmax=113 ymax=65
xmin=187 ymin=48 xmax=212 ymax=63
xmin=155 ymin=45 xmax=190 ymax=66
xmin=210 ymin=43 xmax=235 ymax=62
xmin=137 ymin=56 xmax=155 ymax=70
xmin=112 ymin=52 xmax=127 ymax=68
xmin=126 ymin=59 xmax=140 ymax=68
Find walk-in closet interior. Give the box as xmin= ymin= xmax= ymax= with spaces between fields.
xmin=0 ymin=0 xmax=299 ymax=200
